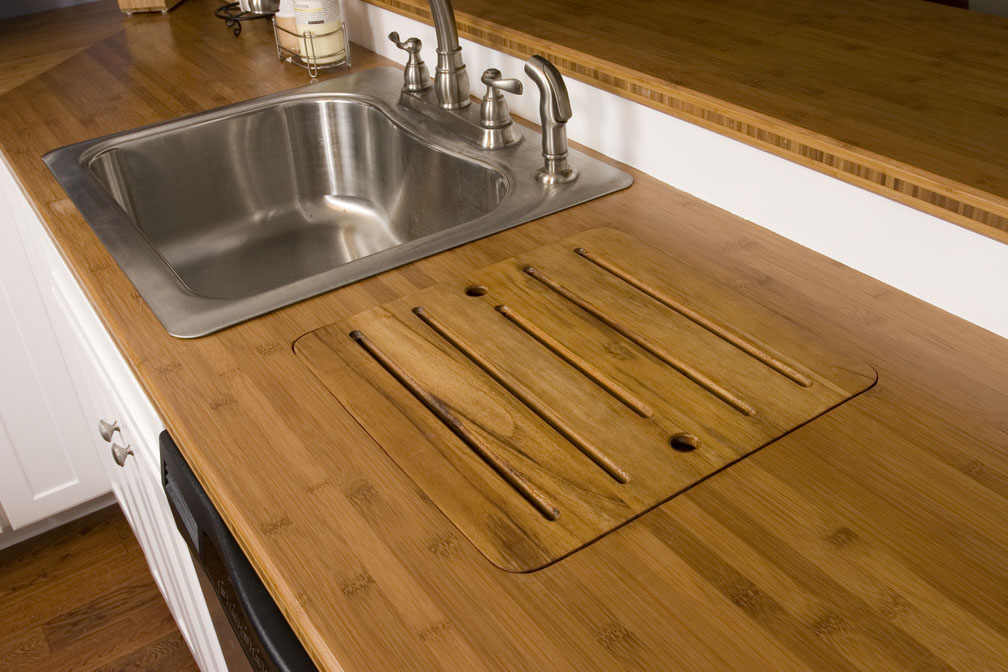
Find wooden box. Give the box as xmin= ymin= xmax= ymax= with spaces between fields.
xmin=118 ymin=0 xmax=184 ymax=13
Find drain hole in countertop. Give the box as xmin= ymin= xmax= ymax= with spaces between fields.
xmin=670 ymin=433 xmax=701 ymax=452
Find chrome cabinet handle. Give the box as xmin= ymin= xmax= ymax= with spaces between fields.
xmin=111 ymin=443 xmax=134 ymax=467
xmin=98 ymin=419 xmax=120 ymax=442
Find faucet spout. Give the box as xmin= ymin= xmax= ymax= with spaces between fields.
xmin=427 ymin=0 xmax=470 ymax=109
xmin=429 ymin=0 xmax=460 ymax=53
xmin=524 ymin=55 xmax=578 ymax=184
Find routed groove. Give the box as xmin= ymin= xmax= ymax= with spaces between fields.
xmin=573 ymin=247 xmax=813 ymax=387
xmin=494 ymin=304 xmax=654 ymax=419
xmin=523 ymin=265 xmax=757 ymax=416
xmin=348 ymin=329 xmax=561 ymax=520
xmin=412 ymin=307 xmax=632 ymax=484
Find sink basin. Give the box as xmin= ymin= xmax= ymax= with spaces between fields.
xmin=87 ymin=99 xmax=508 ymax=300
xmin=45 ymin=68 xmax=631 ymax=337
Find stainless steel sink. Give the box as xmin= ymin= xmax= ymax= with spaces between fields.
xmin=86 ymin=97 xmax=508 ymax=301
xmin=45 ymin=67 xmax=631 ymax=337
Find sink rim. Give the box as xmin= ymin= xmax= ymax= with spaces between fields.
xmin=81 ymin=94 xmax=513 ymax=301
xmin=44 ymin=67 xmax=632 ymax=338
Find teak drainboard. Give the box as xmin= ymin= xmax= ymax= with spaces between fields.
xmin=294 ymin=228 xmax=876 ymax=572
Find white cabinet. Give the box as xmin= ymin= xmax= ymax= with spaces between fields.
xmin=0 ymin=156 xmax=109 ymax=531
xmin=2 ymin=156 xmax=227 ymax=672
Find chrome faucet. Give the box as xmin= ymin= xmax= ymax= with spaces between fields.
xmin=388 ymin=5 xmax=578 ymax=174
xmin=524 ymin=55 xmax=578 ymax=184
xmin=389 ymin=0 xmax=523 ymax=149
xmin=426 ymin=0 xmax=470 ymax=109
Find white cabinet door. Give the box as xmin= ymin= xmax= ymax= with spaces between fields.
xmin=0 ymin=156 xmax=109 ymax=530
xmin=36 ymin=196 xmax=228 ymax=672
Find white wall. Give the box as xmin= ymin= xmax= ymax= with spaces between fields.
xmin=970 ymin=0 xmax=1008 ymax=18
xmin=343 ymin=0 xmax=1008 ymax=340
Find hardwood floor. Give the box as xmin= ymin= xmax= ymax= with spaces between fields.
xmin=0 ymin=506 xmax=199 ymax=671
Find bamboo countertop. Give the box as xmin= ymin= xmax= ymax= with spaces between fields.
xmin=2 ymin=2 xmax=1008 ymax=670
xmin=0 ymin=0 xmax=128 ymax=96
xmin=366 ymin=0 xmax=1008 ymax=243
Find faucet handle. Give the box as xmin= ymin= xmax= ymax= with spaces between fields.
xmin=478 ymin=68 xmax=522 ymax=149
xmin=481 ymin=68 xmax=523 ymax=96
xmin=388 ymin=31 xmax=420 ymax=53
xmin=388 ymin=32 xmax=431 ymax=92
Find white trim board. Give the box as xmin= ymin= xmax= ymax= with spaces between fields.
xmin=0 ymin=494 xmax=116 ymax=551
xmin=344 ymin=0 xmax=1008 ymax=340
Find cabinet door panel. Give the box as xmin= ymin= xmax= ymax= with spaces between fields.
xmin=0 ymin=157 xmax=108 ymax=529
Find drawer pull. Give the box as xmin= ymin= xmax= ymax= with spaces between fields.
xmin=111 ymin=443 xmax=134 ymax=467
xmin=98 ymin=419 xmax=120 ymax=442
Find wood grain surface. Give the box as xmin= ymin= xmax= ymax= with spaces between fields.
xmin=1 ymin=1 xmax=1007 ymax=670
xmin=0 ymin=507 xmax=198 ymax=672
xmin=0 ymin=1 xmax=128 ymax=96
xmin=296 ymin=228 xmax=876 ymax=571
xmin=363 ymin=0 xmax=1008 ymax=243
xmin=116 ymin=0 xmax=184 ymax=13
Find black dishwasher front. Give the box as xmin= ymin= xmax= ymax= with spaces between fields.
xmin=161 ymin=431 xmax=318 ymax=672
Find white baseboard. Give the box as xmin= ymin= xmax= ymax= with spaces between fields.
xmin=0 ymin=493 xmax=117 ymax=552
xmin=970 ymin=0 xmax=1008 ymax=18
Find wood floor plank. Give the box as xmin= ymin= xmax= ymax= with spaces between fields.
xmin=0 ymin=506 xmax=198 ymax=671
xmin=0 ymin=507 xmax=135 ymax=600
xmin=47 ymin=600 xmax=183 ymax=672
xmin=42 ymin=580 xmax=166 ymax=649
xmin=0 ymin=627 xmax=49 ymax=671
xmin=2 ymin=542 xmax=151 ymax=634
xmin=90 ymin=631 xmax=200 ymax=672
xmin=4 ymin=599 xmax=182 ymax=672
